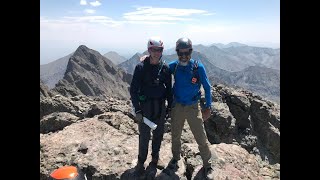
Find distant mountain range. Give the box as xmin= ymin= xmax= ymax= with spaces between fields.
xmin=118 ymin=50 xmax=280 ymax=103
xmin=211 ymin=42 xmax=248 ymax=49
xmin=40 ymin=43 xmax=280 ymax=103
xmin=103 ymin=51 xmax=127 ymax=65
xmin=163 ymin=43 xmax=279 ymax=72
xmin=228 ymin=66 xmax=280 ymax=103
xmin=192 ymin=51 xmax=279 ymax=103
xmin=118 ymin=53 xmax=143 ymax=74
xmin=40 ymin=53 xmax=73 ymax=88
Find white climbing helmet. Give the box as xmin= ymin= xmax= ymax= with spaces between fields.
xmin=147 ymin=37 xmax=164 ymax=49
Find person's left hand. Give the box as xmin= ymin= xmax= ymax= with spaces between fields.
xmin=201 ymin=108 xmax=211 ymax=121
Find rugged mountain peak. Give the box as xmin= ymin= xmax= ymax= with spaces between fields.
xmin=53 ymin=45 xmax=132 ymax=99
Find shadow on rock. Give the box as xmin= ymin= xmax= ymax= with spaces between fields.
xmin=193 ymin=167 xmax=205 ymax=180
xmin=193 ymin=166 xmax=214 ymax=180
xmin=157 ymin=166 xmax=180 ymax=180
xmin=120 ymin=167 xmax=146 ymax=180
xmin=145 ymin=163 xmax=157 ymax=180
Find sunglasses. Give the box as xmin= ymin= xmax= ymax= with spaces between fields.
xmin=150 ymin=48 xmax=163 ymax=53
xmin=177 ymin=50 xmax=192 ymax=56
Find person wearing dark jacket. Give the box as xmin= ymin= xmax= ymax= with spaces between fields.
xmin=130 ymin=37 xmax=173 ymax=178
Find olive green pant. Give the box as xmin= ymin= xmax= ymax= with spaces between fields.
xmin=171 ymin=102 xmax=212 ymax=167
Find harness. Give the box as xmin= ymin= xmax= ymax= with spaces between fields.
xmin=139 ymin=56 xmax=166 ymax=102
xmin=143 ymin=56 xmax=166 ymax=85
xmin=154 ymin=57 xmax=165 ymax=85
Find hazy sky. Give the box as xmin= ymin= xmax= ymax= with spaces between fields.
xmin=40 ymin=0 xmax=280 ymax=64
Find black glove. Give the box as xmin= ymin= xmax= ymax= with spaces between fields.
xmin=166 ymin=108 xmax=171 ymax=119
xmin=135 ymin=113 xmax=143 ymax=123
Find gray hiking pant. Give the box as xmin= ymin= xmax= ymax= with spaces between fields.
xmin=171 ymin=102 xmax=212 ymax=168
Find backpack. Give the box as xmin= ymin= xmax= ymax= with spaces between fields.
xmin=172 ymin=60 xmax=201 ymax=85
xmin=172 ymin=60 xmax=202 ymax=101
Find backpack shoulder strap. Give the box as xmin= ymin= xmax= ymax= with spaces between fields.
xmin=193 ymin=60 xmax=199 ymax=69
xmin=173 ymin=61 xmax=178 ymax=77
xmin=141 ymin=57 xmax=152 ymax=84
xmin=141 ymin=58 xmax=148 ymax=76
xmin=192 ymin=60 xmax=201 ymax=85
xmin=192 ymin=60 xmax=199 ymax=75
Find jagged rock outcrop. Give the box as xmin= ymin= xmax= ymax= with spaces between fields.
xmin=40 ymin=80 xmax=55 ymax=99
xmin=52 ymin=45 xmax=132 ymax=99
xmin=40 ymin=83 xmax=280 ymax=179
xmin=40 ymin=95 xmax=84 ymax=119
xmin=40 ymin=94 xmax=132 ymax=119
xmin=249 ymin=99 xmax=280 ymax=163
xmin=40 ymin=80 xmax=50 ymax=97
xmin=40 ymin=112 xmax=79 ymax=133
xmin=204 ymin=84 xmax=280 ymax=164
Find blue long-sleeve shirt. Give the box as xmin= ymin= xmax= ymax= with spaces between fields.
xmin=169 ymin=59 xmax=212 ymax=108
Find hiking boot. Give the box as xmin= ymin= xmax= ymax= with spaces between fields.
xmin=134 ymin=162 xmax=145 ymax=177
xmin=145 ymin=162 xmax=157 ymax=180
xmin=162 ymin=158 xmax=178 ymax=176
xmin=203 ymin=166 xmax=214 ymax=180
xmin=151 ymin=158 xmax=165 ymax=170
xmin=167 ymin=158 xmax=178 ymax=170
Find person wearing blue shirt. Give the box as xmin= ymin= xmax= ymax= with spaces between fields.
xmin=166 ymin=37 xmax=213 ymax=179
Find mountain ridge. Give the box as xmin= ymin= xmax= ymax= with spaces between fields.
xmin=41 ymin=44 xmax=280 ymax=103
xmin=103 ymin=51 xmax=127 ymax=65
xmin=52 ymin=45 xmax=132 ymax=99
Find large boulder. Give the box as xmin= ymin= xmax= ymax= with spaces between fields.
xmin=40 ymin=112 xmax=79 ymax=133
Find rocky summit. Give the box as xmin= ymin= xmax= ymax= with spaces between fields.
xmin=40 ymin=80 xmax=280 ymax=180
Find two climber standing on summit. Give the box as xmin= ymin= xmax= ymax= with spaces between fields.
xmin=130 ymin=37 xmax=213 ymax=179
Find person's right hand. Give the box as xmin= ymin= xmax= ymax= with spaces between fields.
xmin=135 ymin=113 xmax=143 ymax=123
xmin=201 ymin=108 xmax=211 ymax=121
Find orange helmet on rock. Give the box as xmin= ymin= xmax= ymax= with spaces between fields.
xmin=49 ymin=166 xmax=87 ymax=180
